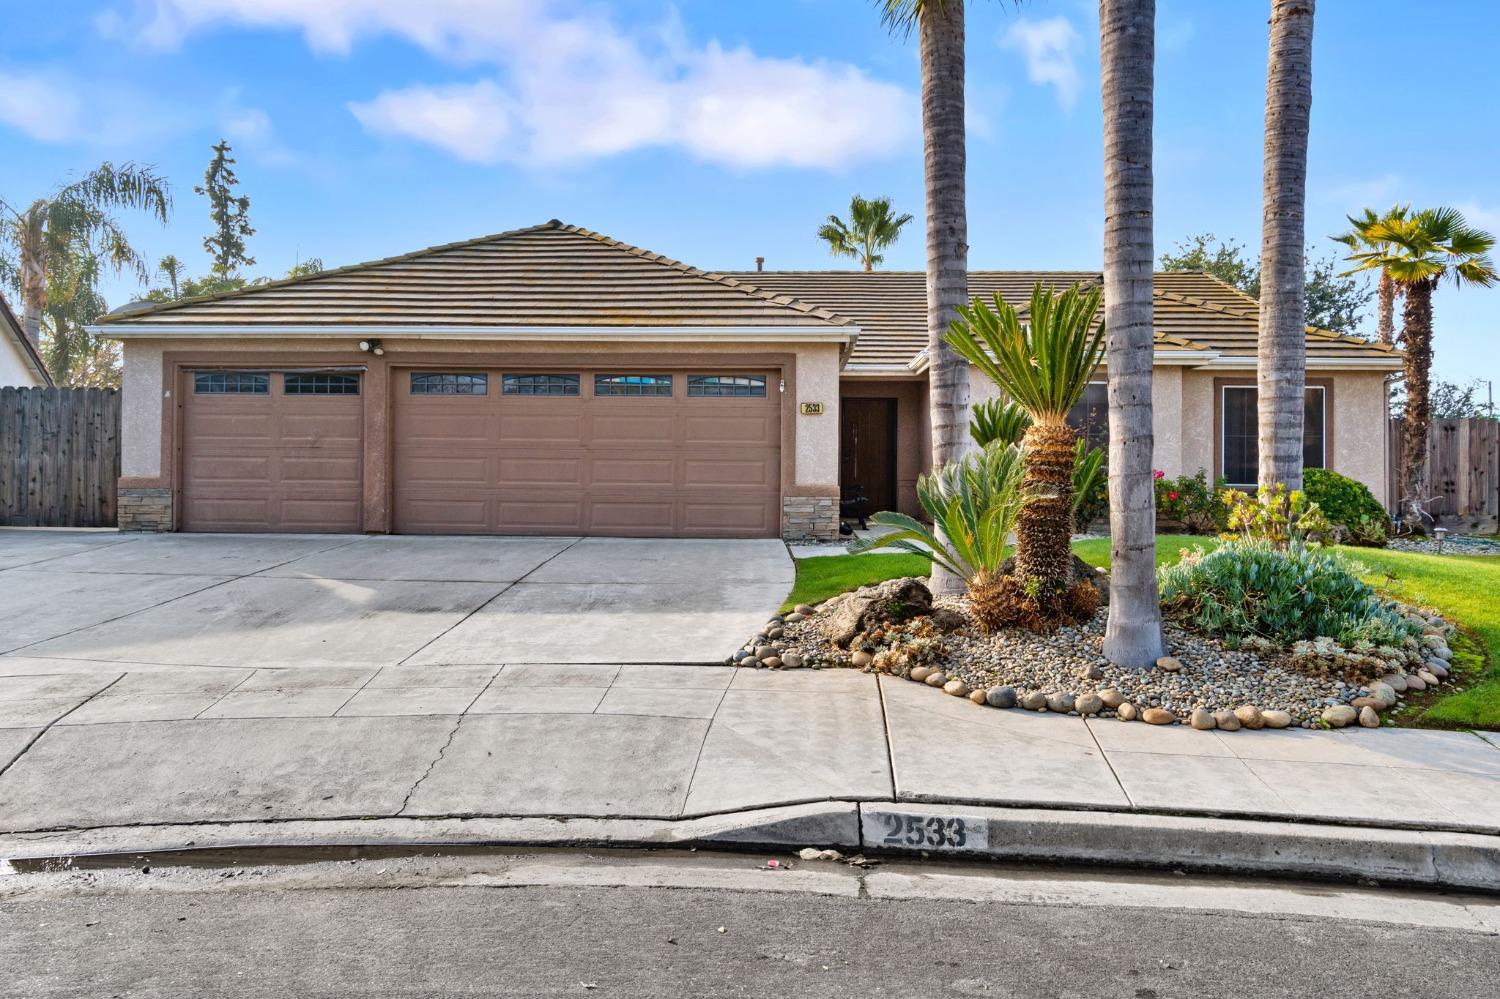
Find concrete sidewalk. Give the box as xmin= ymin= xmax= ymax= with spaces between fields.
xmin=3 ymin=662 xmax=1498 ymax=836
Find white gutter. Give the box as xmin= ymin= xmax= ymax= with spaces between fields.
xmin=1205 ymin=355 xmax=1402 ymax=371
xmin=89 ymin=322 xmax=859 ymax=343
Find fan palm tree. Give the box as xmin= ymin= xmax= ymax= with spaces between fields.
xmin=0 ymin=163 xmax=170 ymax=346
xmin=1098 ymin=0 xmax=1166 ymax=665
xmin=816 ymin=195 xmax=914 ymax=272
xmin=1333 ymin=205 xmax=1408 ymax=345
xmin=1341 ymin=207 xmax=1497 ymax=525
xmin=948 ymin=283 xmax=1106 ymax=614
xmin=880 ymin=0 xmax=972 ymax=597
xmin=1257 ymin=0 xmax=1315 ymax=492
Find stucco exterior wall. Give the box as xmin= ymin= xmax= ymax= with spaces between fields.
xmin=1 ymin=333 xmax=45 ymax=387
xmin=793 ymin=344 xmax=841 ymax=491
xmin=1151 ymin=366 xmax=1186 ymax=477
xmin=1331 ymin=371 xmax=1390 ymax=498
xmin=1180 ymin=369 xmax=1217 ymax=479
xmin=121 ymin=341 xmax=165 ymax=478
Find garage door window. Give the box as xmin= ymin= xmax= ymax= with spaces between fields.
xmin=411 ymin=372 xmax=487 ymax=395
xmin=595 ymin=374 xmax=672 ymax=397
xmin=688 ymin=375 xmax=766 ymax=398
xmin=503 ymin=373 xmax=580 ymax=396
xmin=285 ymin=373 xmax=360 ymax=395
xmin=194 ymin=372 xmax=268 ymax=394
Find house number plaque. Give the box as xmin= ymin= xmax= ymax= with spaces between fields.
xmin=799 ymin=402 xmax=825 ymax=415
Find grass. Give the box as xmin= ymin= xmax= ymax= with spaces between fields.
xmin=780 ymin=552 xmax=932 ymax=612
xmin=794 ymin=533 xmax=1500 ymax=729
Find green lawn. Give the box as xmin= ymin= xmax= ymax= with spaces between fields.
xmin=780 ymin=552 xmax=932 ymax=613
xmin=793 ymin=536 xmax=1500 ymax=728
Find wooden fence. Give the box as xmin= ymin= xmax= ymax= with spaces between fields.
xmin=0 ymin=387 xmax=121 ymax=527
xmin=1388 ymin=417 xmax=1500 ymax=522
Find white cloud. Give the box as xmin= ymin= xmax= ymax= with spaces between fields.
xmin=1001 ymin=16 xmax=1085 ymax=111
xmin=1456 ymin=201 xmax=1500 ymax=235
xmin=110 ymin=0 xmax=917 ymax=171
xmin=0 ymin=69 xmax=85 ymax=142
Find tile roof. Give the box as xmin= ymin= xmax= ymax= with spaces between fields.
xmin=731 ymin=270 xmax=1401 ymax=368
xmin=99 ymin=221 xmax=852 ymax=332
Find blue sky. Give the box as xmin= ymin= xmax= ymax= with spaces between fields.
xmin=4 ymin=0 xmax=1497 ymax=390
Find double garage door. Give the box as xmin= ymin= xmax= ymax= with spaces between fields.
xmin=180 ymin=366 xmax=781 ymax=537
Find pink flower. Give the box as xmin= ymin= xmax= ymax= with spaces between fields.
xmin=1153 ymin=470 xmax=1166 ymax=480
xmin=1168 ymin=491 xmax=1179 ymax=501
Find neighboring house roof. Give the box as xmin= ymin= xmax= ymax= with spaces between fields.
xmin=0 ymin=293 xmax=53 ymax=387
xmin=733 ymin=270 xmax=1401 ymax=371
xmin=96 ymin=221 xmax=855 ymax=341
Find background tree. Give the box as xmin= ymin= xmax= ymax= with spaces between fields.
xmin=816 ymin=196 xmax=913 ymax=271
xmin=1257 ymin=0 xmax=1316 ymax=491
xmin=157 ymin=254 xmax=187 ymax=299
xmin=1098 ymin=0 xmax=1167 ymax=667
xmin=196 ymin=140 xmax=255 ymax=279
xmin=1334 ymin=206 xmax=1408 ymax=344
xmin=1160 ymin=233 xmax=1369 ymax=335
xmin=881 ymin=0 xmax=972 ymax=597
xmin=0 ymin=162 xmax=170 ymax=345
xmin=1389 ymin=377 xmax=1495 ymax=420
xmin=286 ymin=257 xmax=324 ymax=279
xmin=1342 ymin=206 xmax=1496 ymax=525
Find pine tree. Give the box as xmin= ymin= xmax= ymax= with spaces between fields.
xmin=195 ymin=140 xmax=255 ymax=278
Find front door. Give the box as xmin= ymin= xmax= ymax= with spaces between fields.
xmin=840 ymin=398 xmax=897 ymax=516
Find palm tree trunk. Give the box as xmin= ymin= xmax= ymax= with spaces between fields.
xmin=1399 ymin=279 xmax=1434 ymax=527
xmin=1099 ymin=0 xmax=1166 ymax=668
xmin=1015 ymin=423 xmax=1076 ymax=593
xmin=919 ymin=0 xmax=970 ymax=597
xmin=1256 ymin=0 xmax=1315 ymax=492
xmin=1376 ymin=270 xmax=1396 ymax=344
xmin=18 ymin=213 xmax=47 ymax=346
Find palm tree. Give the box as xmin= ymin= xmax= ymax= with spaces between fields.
xmin=0 ymin=163 xmax=171 ymax=345
xmin=157 ymin=254 xmax=188 ymax=300
xmin=1098 ymin=0 xmax=1166 ymax=666
xmin=1342 ymin=207 xmax=1497 ymax=526
xmin=1333 ymin=205 xmax=1408 ymax=344
xmin=880 ymin=0 xmax=971 ymax=597
xmin=1257 ymin=0 xmax=1316 ymax=492
xmin=817 ymin=195 xmax=914 ymax=272
xmin=948 ymin=283 xmax=1106 ymax=619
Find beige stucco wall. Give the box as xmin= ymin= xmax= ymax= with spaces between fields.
xmin=1331 ymin=371 xmax=1390 ymax=498
xmin=114 ymin=334 xmax=844 ymax=489
xmin=1151 ymin=366 xmax=1185 ymax=477
xmin=1 ymin=333 xmax=45 ymax=387
xmin=1180 ymin=369 xmax=1218 ymax=479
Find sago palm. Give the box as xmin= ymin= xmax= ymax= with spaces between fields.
xmin=849 ymin=442 xmax=1025 ymax=631
xmin=816 ymin=195 xmax=914 ymax=272
xmin=1341 ymin=206 xmax=1496 ymax=525
xmin=969 ymin=397 xmax=1105 ymax=528
xmin=947 ymin=283 xmax=1106 ymax=604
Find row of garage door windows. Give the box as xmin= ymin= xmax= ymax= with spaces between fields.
xmin=191 ymin=371 xmax=769 ymax=398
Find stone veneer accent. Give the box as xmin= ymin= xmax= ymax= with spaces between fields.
xmin=118 ymin=487 xmax=173 ymax=532
xmin=781 ymin=495 xmax=837 ymax=542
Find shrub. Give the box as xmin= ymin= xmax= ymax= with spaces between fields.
xmin=1220 ymin=483 xmax=1330 ymax=549
xmin=1072 ymin=440 xmax=1107 ymax=530
xmin=1158 ymin=539 xmax=1423 ymax=650
xmin=1302 ymin=468 xmax=1390 ymax=546
xmin=1153 ymin=469 xmax=1227 ymax=534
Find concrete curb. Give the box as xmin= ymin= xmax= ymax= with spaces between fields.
xmin=5 ymin=800 xmax=1499 ymax=893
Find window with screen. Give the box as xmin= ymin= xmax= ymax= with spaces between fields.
xmin=1222 ymin=385 xmax=1326 ymax=487
xmin=687 ymin=375 xmax=767 ymax=398
xmin=194 ymin=372 xmax=269 ymax=394
xmin=502 ymin=374 xmax=580 ymax=396
xmin=284 ymin=373 xmax=360 ymax=395
xmin=410 ymin=372 xmax=488 ymax=395
xmin=594 ymin=374 xmax=672 ymax=397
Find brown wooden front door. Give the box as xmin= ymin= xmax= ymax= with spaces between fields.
xmin=840 ymin=397 xmax=897 ymax=516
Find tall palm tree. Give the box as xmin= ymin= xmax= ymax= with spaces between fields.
xmin=817 ymin=195 xmax=914 ymax=272
xmin=1098 ymin=0 xmax=1166 ymax=666
xmin=1333 ymin=205 xmax=1408 ymax=344
xmin=948 ymin=283 xmax=1106 ymax=614
xmin=880 ymin=0 xmax=971 ymax=597
xmin=1257 ymin=0 xmax=1316 ymax=492
xmin=1342 ymin=207 xmax=1497 ymax=525
xmin=0 ymin=162 xmax=171 ymax=345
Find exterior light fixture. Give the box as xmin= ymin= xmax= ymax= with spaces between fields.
xmin=358 ymin=338 xmax=385 ymax=356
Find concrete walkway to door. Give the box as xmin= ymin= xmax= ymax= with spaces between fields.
xmin=0 ymin=530 xmax=793 ymax=669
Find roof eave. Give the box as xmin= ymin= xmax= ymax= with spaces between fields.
xmin=88 ymin=321 xmax=860 ymax=347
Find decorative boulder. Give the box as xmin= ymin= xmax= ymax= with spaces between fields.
xmin=819 ymin=577 xmax=933 ymax=648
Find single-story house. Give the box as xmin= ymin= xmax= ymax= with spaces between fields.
xmin=1 ymin=294 xmax=54 ymax=387
xmin=94 ymin=220 xmax=1400 ymax=538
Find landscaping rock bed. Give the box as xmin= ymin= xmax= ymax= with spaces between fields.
xmin=1387 ymin=535 xmax=1500 ymax=557
xmin=732 ymin=578 xmax=1460 ymax=731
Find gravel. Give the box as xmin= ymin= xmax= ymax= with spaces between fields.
xmin=1387 ymin=535 xmax=1500 ymax=556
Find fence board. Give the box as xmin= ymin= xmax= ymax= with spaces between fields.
xmin=0 ymin=387 xmax=121 ymax=527
xmin=1387 ymin=416 xmax=1500 ymax=521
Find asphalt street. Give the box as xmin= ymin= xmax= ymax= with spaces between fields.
xmin=2 ymin=849 xmax=1495 ymax=998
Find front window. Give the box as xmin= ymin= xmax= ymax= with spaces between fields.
xmin=594 ymin=374 xmax=672 ymax=397
xmin=1222 ymin=385 xmax=1326 ymax=488
xmin=411 ymin=372 xmax=487 ymax=395
xmin=1066 ymin=382 xmax=1109 ymax=453
xmin=688 ymin=375 xmax=767 ymax=398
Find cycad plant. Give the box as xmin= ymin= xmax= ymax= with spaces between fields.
xmin=969 ymin=397 xmax=1106 ymax=530
xmin=947 ymin=283 xmax=1106 ymax=613
xmin=849 ymin=443 xmax=1024 ymax=632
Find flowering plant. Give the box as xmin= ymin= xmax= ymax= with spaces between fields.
xmin=1153 ymin=469 xmax=1227 ymax=534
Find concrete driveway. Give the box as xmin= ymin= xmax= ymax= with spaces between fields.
xmin=0 ymin=531 xmax=793 ymax=671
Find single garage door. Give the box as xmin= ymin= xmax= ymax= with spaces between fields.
xmin=393 ymin=368 xmax=780 ymax=537
xmin=180 ymin=370 xmax=364 ymax=532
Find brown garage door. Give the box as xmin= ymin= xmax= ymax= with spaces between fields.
xmin=393 ymin=368 xmax=780 ymax=537
xmin=180 ymin=370 xmax=364 ymax=532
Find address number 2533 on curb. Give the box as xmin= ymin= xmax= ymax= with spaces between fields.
xmin=863 ymin=811 xmax=989 ymax=852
